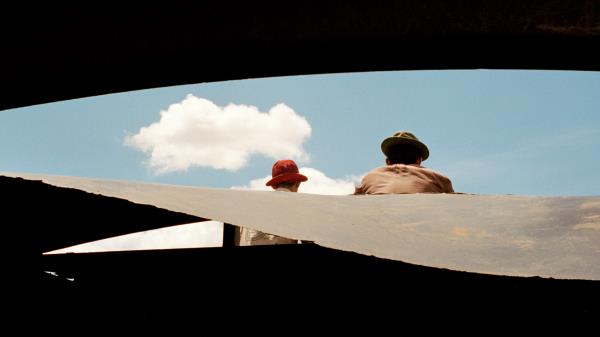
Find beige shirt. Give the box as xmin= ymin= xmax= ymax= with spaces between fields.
xmin=235 ymin=187 xmax=299 ymax=246
xmin=354 ymin=164 xmax=454 ymax=195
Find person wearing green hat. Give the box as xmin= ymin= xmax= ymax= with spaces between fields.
xmin=354 ymin=131 xmax=454 ymax=195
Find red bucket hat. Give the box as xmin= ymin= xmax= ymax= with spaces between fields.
xmin=265 ymin=160 xmax=308 ymax=187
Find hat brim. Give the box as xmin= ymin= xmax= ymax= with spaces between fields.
xmin=381 ymin=137 xmax=430 ymax=161
xmin=266 ymin=173 xmax=308 ymax=186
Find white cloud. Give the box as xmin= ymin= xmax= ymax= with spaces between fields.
xmin=45 ymin=221 xmax=223 ymax=254
xmin=233 ymin=167 xmax=362 ymax=195
xmin=125 ymin=94 xmax=312 ymax=173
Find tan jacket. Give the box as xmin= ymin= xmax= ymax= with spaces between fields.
xmin=354 ymin=164 xmax=454 ymax=195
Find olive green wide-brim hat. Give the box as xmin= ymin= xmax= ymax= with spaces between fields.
xmin=380 ymin=131 xmax=430 ymax=161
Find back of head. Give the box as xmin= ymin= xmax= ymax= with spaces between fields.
xmin=274 ymin=180 xmax=301 ymax=190
xmin=386 ymin=144 xmax=422 ymax=165
xmin=381 ymin=130 xmax=429 ymax=164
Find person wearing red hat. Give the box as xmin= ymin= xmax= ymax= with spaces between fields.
xmin=265 ymin=159 xmax=308 ymax=192
xmin=354 ymin=131 xmax=454 ymax=195
xmin=236 ymin=159 xmax=309 ymax=246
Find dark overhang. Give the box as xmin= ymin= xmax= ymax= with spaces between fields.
xmin=2 ymin=1 xmax=600 ymax=111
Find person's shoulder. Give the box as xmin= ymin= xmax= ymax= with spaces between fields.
xmin=364 ymin=165 xmax=388 ymax=175
xmin=434 ymin=172 xmax=453 ymax=189
xmin=357 ymin=166 xmax=387 ymax=187
xmin=419 ymin=165 xmax=452 ymax=180
xmin=355 ymin=167 xmax=384 ymax=195
xmin=411 ymin=164 xmax=433 ymax=173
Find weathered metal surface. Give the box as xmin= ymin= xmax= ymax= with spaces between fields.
xmin=4 ymin=171 xmax=599 ymax=280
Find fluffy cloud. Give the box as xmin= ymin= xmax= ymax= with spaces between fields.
xmin=125 ymin=95 xmax=311 ymax=173
xmin=233 ymin=167 xmax=362 ymax=195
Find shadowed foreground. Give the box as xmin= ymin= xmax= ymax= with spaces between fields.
xmin=35 ymin=246 xmax=600 ymax=335
xmin=2 ymin=175 xmax=600 ymax=335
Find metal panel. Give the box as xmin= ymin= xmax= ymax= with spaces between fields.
xmin=4 ymin=171 xmax=599 ymax=280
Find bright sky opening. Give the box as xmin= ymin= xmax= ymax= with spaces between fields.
xmin=3 ymin=70 xmax=600 ymax=252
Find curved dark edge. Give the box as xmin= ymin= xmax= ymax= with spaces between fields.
xmin=2 ymin=0 xmax=600 ymax=110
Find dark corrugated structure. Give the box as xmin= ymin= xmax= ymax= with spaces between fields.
xmin=2 ymin=1 xmax=600 ymax=335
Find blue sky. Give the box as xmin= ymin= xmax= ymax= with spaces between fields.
xmin=2 ymin=69 xmax=600 ymax=196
